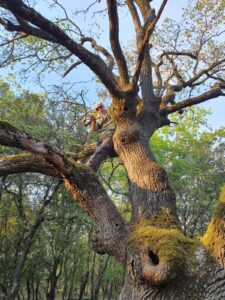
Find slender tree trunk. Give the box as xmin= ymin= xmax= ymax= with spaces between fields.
xmin=61 ymin=279 xmax=68 ymax=300
xmin=90 ymin=252 xmax=96 ymax=300
xmin=31 ymin=278 xmax=35 ymax=300
xmin=26 ymin=280 xmax=31 ymax=300
xmin=102 ymin=279 xmax=108 ymax=300
xmin=46 ymin=257 xmax=61 ymax=300
xmin=5 ymin=224 xmax=42 ymax=300
xmin=93 ymin=256 xmax=110 ymax=300
xmin=78 ymin=270 xmax=90 ymax=300
xmin=35 ymin=281 xmax=39 ymax=300
xmin=67 ymin=261 xmax=77 ymax=300
xmin=78 ymin=248 xmax=91 ymax=300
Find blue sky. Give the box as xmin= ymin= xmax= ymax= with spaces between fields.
xmin=0 ymin=0 xmax=224 ymax=129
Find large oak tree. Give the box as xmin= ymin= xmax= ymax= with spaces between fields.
xmin=0 ymin=0 xmax=224 ymax=299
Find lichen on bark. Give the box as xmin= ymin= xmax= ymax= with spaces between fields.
xmin=201 ymin=185 xmax=225 ymax=267
xmin=0 ymin=119 xmax=21 ymax=133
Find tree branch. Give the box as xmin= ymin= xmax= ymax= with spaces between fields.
xmin=107 ymin=0 xmax=129 ymax=85
xmin=152 ymin=62 xmax=163 ymax=94
xmin=0 ymin=120 xmax=127 ymax=261
xmin=161 ymin=83 xmax=225 ymax=114
xmin=160 ymin=89 xmax=175 ymax=110
xmin=0 ymin=17 xmax=58 ymax=43
xmin=67 ymin=143 xmax=96 ymax=161
xmin=0 ymin=153 xmax=60 ymax=178
xmin=134 ymin=0 xmax=152 ymax=20
xmin=131 ymin=0 xmax=168 ymax=89
xmin=165 ymin=54 xmax=185 ymax=87
xmin=80 ymin=37 xmax=114 ymax=71
xmin=181 ymin=58 xmax=225 ymax=89
xmin=63 ymin=60 xmax=82 ymax=78
xmin=154 ymin=51 xmax=225 ymax=95
xmin=0 ymin=0 xmax=121 ymax=97
xmin=169 ymin=58 xmax=225 ymax=92
xmin=125 ymin=0 xmax=141 ymax=32
xmin=158 ymin=51 xmax=197 ymax=62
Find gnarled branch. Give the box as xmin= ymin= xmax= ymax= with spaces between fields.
xmin=131 ymin=0 xmax=168 ymax=89
xmin=0 ymin=0 xmax=121 ymax=97
xmin=0 ymin=120 xmax=127 ymax=261
xmin=80 ymin=37 xmax=114 ymax=71
xmin=0 ymin=17 xmax=57 ymax=43
xmin=107 ymin=0 xmax=129 ymax=85
xmin=161 ymin=82 xmax=225 ymax=114
xmin=125 ymin=0 xmax=141 ymax=32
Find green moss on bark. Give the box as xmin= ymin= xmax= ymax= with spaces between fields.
xmin=0 ymin=119 xmax=20 ymax=133
xmin=201 ymin=185 xmax=225 ymax=265
xmin=128 ymin=209 xmax=199 ymax=274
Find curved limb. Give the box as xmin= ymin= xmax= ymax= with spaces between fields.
xmin=0 ymin=120 xmax=127 ymax=262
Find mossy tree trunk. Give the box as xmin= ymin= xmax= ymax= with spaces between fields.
xmin=110 ymin=95 xmax=225 ymax=299
xmin=0 ymin=1 xmax=225 ymax=299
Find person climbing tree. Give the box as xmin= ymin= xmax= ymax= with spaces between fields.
xmin=87 ymin=102 xmax=117 ymax=171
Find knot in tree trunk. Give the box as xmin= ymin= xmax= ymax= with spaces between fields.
xmin=127 ymin=213 xmax=198 ymax=286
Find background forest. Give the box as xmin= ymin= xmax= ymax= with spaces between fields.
xmin=0 ymin=78 xmax=224 ymax=300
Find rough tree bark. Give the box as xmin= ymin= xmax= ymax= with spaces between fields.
xmin=0 ymin=0 xmax=225 ymax=299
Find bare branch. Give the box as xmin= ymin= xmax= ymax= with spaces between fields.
xmin=159 ymin=51 xmax=197 ymax=62
xmin=107 ymin=0 xmax=129 ymax=85
xmin=134 ymin=0 xmax=152 ymax=21
xmin=81 ymin=37 xmax=114 ymax=71
xmin=156 ymin=52 xmax=225 ymax=93
xmin=152 ymin=62 xmax=163 ymax=94
xmin=205 ymin=71 xmax=225 ymax=83
xmin=165 ymin=54 xmax=185 ymax=87
xmin=160 ymin=89 xmax=175 ymax=110
xmin=185 ymin=58 xmax=225 ymax=88
xmin=125 ymin=0 xmax=141 ymax=32
xmin=0 ymin=0 xmax=121 ymax=97
xmin=63 ymin=60 xmax=82 ymax=78
xmin=131 ymin=0 xmax=168 ymax=89
xmin=0 ymin=32 xmax=27 ymax=47
xmin=161 ymin=82 xmax=225 ymax=114
xmin=0 ymin=120 xmax=73 ymax=175
xmin=0 ymin=17 xmax=58 ymax=43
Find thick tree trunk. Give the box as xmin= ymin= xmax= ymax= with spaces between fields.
xmin=111 ymin=105 xmax=225 ymax=299
xmin=119 ymin=259 xmax=225 ymax=300
xmin=117 ymin=160 xmax=225 ymax=299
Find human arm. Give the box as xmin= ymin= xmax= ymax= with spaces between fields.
xmin=89 ymin=114 xmax=97 ymax=131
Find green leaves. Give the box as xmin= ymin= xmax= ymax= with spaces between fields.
xmin=151 ymin=107 xmax=225 ymax=236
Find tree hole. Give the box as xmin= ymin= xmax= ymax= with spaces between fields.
xmin=148 ymin=250 xmax=159 ymax=265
